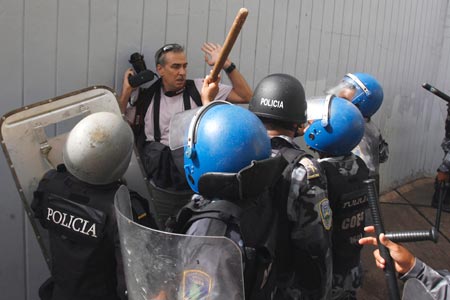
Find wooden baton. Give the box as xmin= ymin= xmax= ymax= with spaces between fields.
xmin=210 ymin=8 xmax=249 ymax=81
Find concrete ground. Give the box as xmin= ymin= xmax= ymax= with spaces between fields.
xmin=358 ymin=177 xmax=450 ymax=299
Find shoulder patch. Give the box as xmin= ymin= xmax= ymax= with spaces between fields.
xmin=300 ymin=157 xmax=320 ymax=179
xmin=319 ymin=198 xmax=332 ymax=231
xmin=182 ymin=269 xmax=212 ymax=298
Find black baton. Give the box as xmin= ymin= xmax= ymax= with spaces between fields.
xmin=365 ymin=179 xmax=401 ymax=300
xmin=422 ymin=83 xmax=450 ymax=103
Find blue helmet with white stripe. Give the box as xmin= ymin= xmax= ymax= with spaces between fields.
xmin=328 ymin=73 xmax=383 ymax=118
xmin=304 ymin=95 xmax=365 ymax=156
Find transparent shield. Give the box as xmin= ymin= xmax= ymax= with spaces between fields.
xmin=306 ymin=96 xmax=327 ymax=121
xmin=115 ymin=185 xmax=245 ymax=300
xmin=168 ymin=107 xmax=202 ymax=151
xmin=0 ymin=86 xmax=156 ymax=266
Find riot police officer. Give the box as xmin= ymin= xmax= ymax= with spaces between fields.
xmin=248 ymin=74 xmax=333 ymax=300
xmin=31 ymin=112 xmax=155 ymax=300
xmin=168 ymin=100 xmax=286 ymax=299
xmin=327 ymin=73 xmax=389 ymax=193
xmin=304 ymin=96 xmax=368 ymax=300
xmin=432 ymin=100 xmax=450 ymax=212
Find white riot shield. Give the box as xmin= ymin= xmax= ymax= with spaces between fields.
xmin=115 ymin=185 xmax=245 ymax=300
xmin=0 ymin=86 xmax=156 ymax=267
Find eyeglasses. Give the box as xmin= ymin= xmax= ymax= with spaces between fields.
xmin=154 ymin=43 xmax=183 ymax=65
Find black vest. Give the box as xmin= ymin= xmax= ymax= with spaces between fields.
xmin=174 ymin=157 xmax=287 ymax=299
xmin=320 ymin=155 xmax=369 ymax=274
xmin=132 ymin=79 xmax=202 ymax=190
xmin=273 ymin=138 xmax=332 ymax=300
xmin=132 ymin=78 xmax=202 ymax=148
xmin=31 ymin=165 xmax=155 ymax=300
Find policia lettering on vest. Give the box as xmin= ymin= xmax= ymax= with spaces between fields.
xmin=45 ymin=206 xmax=98 ymax=237
xmin=31 ymin=113 xmax=156 ymax=300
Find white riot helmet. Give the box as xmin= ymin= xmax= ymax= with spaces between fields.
xmin=63 ymin=112 xmax=134 ymax=185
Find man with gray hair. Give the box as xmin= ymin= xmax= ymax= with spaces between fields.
xmin=119 ymin=42 xmax=252 ymax=190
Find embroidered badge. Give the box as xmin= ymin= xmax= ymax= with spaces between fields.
xmin=319 ymin=198 xmax=332 ymax=230
xmin=182 ymin=269 xmax=212 ymax=299
xmin=300 ymin=157 xmax=320 ymax=179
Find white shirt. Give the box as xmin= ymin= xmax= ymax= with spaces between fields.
xmin=143 ymin=78 xmax=232 ymax=145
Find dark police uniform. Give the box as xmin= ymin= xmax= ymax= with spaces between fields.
xmin=432 ymin=103 xmax=450 ymax=211
xmin=271 ymin=136 xmax=333 ymax=300
xmin=173 ymin=156 xmax=287 ymax=300
xmin=318 ymin=154 xmax=369 ymax=300
xmin=31 ymin=165 xmax=155 ymax=300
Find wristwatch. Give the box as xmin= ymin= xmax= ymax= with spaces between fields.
xmin=224 ymin=62 xmax=236 ymax=74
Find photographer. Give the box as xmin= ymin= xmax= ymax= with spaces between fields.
xmin=119 ymin=42 xmax=252 ymax=191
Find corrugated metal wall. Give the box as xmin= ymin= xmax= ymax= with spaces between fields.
xmin=0 ymin=0 xmax=449 ymax=299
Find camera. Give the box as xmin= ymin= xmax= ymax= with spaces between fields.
xmin=128 ymin=52 xmax=156 ymax=88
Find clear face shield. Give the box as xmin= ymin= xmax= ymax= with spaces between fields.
xmin=168 ymin=101 xmax=231 ymax=151
xmin=306 ymin=94 xmax=335 ymax=125
xmin=326 ymin=73 xmax=370 ymax=104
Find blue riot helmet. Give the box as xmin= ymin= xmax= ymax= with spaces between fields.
xmin=327 ymin=73 xmax=384 ymax=118
xmin=305 ymin=95 xmax=365 ymax=156
xmin=182 ymin=101 xmax=271 ymax=193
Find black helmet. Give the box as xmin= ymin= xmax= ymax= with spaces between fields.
xmin=249 ymin=73 xmax=307 ymax=124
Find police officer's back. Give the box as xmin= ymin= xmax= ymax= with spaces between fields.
xmin=304 ymin=96 xmax=368 ymax=300
xmin=249 ymin=74 xmax=333 ymax=300
xmin=169 ymin=101 xmax=286 ymax=299
xmin=31 ymin=112 xmax=155 ymax=300
xmin=327 ymin=73 xmax=388 ymax=193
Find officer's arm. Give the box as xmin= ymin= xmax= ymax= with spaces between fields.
xmin=400 ymin=259 xmax=450 ymax=299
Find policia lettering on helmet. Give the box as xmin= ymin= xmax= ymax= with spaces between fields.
xmin=304 ymin=97 xmax=369 ymax=300
xmin=248 ymin=74 xmax=333 ymax=300
xmin=31 ymin=112 xmax=156 ymax=300
xmin=327 ymin=73 xmax=388 ymax=194
xmin=118 ymin=42 xmax=252 ymax=191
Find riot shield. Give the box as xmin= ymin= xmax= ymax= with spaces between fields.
xmin=115 ymin=185 xmax=245 ymax=300
xmin=0 ymin=86 xmax=156 ymax=267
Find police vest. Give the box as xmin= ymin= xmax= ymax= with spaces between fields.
xmin=319 ymin=156 xmax=369 ymax=273
xmin=173 ymin=157 xmax=287 ymax=300
xmin=31 ymin=165 xmax=154 ymax=300
xmin=275 ymin=146 xmax=333 ymax=299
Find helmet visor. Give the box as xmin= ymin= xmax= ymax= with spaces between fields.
xmin=169 ymin=101 xmax=231 ymax=151
xmin=326 ymin=74 xmax=370 ymax=105
xmin=169 ymin=106 xmax=201 ymax=151
xmin=306 ymin=96 xmax=328 ymax=121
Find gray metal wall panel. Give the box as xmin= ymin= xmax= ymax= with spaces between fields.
xmin=187 ymin=0 xmax=209 ymax=77
xmin=1 ymin=0 xmax=450 ymax=298
xmin=88 ymin=0 xmax=118 ymax=87
xmin=0 ymin=0 xmax=26 ymax=299
xmin=239 ymin=0 xmax=259 ymax=88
